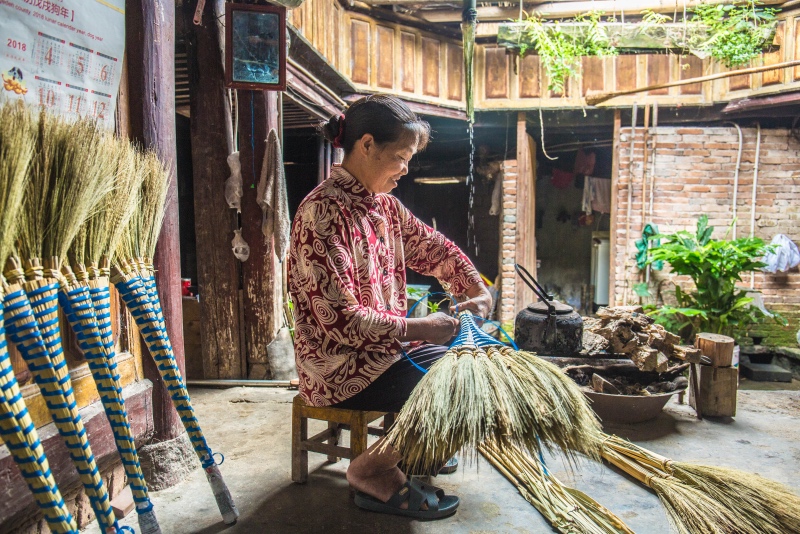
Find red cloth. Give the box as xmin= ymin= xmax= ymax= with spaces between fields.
xmin=573 ymin=149 xmax=596 ymax=176
xmin=288 ymin=167 xmax=481 ymax=407
xmin=551 ymin=168 xmax=575 ymax=189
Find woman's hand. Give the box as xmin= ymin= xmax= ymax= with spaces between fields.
xmin=400 ymin=312 xmax=458 ymax=345
xmin=451 ymin=282 xmax=493 ymax=319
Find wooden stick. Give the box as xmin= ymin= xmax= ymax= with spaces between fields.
xmin=586 ymin=60 xmax=800 ymax=106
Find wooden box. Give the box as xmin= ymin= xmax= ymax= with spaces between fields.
xmin=690 ymin=364 xmax=738 ymax=417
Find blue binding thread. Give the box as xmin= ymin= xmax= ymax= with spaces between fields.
xmin=402 ymin=292 xmax=459 ymax=374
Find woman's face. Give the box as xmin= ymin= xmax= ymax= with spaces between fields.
xmin=360 ymin=135 xmax=418 ymax=194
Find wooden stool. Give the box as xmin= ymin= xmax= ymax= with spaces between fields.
xmin=291 ymin=394 xmax=395 ymax=483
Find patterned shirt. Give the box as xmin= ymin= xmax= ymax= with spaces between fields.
xmin=288 ymin=166 xmax=481 ymax=406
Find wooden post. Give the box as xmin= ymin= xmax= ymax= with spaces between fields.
xmin=239 ymin=91 xmax=283 ymax=379
xmin=514 ymin=112 xmax=536 ymax=312
xmin=691 ymin=333 xmax=739 ymax=417
xmin=186 ymin=0 xmax=243 ymax=379
xmin=126 ymin=0 xmax=184 ymax=442
xmin=608 ymin=109 xmax=621 ymax=307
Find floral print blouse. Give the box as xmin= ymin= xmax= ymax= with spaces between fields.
xmin=288 ymin=166 xmax=481 ymax=406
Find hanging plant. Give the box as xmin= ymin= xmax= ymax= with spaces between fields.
xmin=691 ymin=0 xmax=778 ymax=68
xmin=515 ymin=11 xmax=617 ymax=93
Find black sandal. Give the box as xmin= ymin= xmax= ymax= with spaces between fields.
xmin=353 ymin=478 xmax=459 ymax=520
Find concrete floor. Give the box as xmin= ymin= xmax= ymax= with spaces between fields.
xmin=90 ymin=382 xmax=800 ymax=534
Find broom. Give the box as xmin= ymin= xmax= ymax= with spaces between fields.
xmin=479 ymin=438 xmax=634 ymax=534
xmin=60 ymin=138 xmax=161 ymax=533
xmin=594 ymin=433 xmax=800 ymax=534
xmin=112 ymin=150 xmax=239 ymax=525
xmin=4 ymin=111 xmax=122 ymax=533
xmin=0 ymin=101 xmax=77 ymax=533
xmin=385 ymin=311 xmax=601 ymax=476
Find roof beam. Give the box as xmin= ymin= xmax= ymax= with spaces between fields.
xmin=412 ymin=0 xmax=785 ymax=23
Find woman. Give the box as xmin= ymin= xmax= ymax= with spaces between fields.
xmin=288 ymin=95 xmax=492 ymax=519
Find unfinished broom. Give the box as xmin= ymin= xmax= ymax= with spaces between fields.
xmin=0 ymin=100 xmax=77 ymax=533
xmin=479 ymin=438 xmax=634 ymax=534
xmin=59 ymin=138 xmax=161 ymax=534
xmin=385 ymin=311 xmax=601 ymax=476
xmin=4 ymin=111 xmax=122 ymax=533
xmin=112 ymin=150 xmax=239 ymax=525
xmin=594 ymin=433 xmax=800 ymax=534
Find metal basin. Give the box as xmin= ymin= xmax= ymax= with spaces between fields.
xmin=584 ymin=388 xmax=687 ymax=424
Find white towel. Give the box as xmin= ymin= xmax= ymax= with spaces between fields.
xmin=257 ymin=129 xmax=291 ymax=261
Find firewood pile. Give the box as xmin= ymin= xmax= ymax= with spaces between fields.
xmin=581 ymin=306 xmax=702 ymax=372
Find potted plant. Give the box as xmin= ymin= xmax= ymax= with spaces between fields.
xmin=644 ymin=215 xmax=785 ymax=342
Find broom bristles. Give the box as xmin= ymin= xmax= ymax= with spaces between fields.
xmin=0 ymin=101 xmax=35 ymax=265
xmin=19 ymin=112 xmax=114 ymax=263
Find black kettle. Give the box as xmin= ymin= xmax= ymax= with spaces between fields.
xmin=513 ymin=264 xmax=583 ymax=355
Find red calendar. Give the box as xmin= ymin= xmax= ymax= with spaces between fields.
xmin=0 ymin=0 xmax=125 ymax=130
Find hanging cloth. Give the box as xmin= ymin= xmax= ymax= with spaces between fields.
xmin=590 ymin=177 xmax=611 ymax=214
xmin=551 ymin=168 xmax=574 ymax=189
xmin=573 ymin=148 xmax=596 ymax=176
xmin=635 ymin=223 xmax=663 ymax=271
xmin=762 ymin=234 xmax=800 ymax=273
xmin=256 ymin=129 xmax=291 ymax=261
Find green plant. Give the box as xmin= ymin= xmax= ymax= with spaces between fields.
xmin=691 ymin=0 xmax=778 ymax=68
xmin=645 ymin=215 xmax=783 ymax=341
xmin=516 ymin=11 xmax=617 ymax=93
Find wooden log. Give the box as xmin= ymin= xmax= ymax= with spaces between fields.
xmin=671 ymin=345 xmax=702 ymax=364
xmin=592 ymin=374 xmax=621 ymax=394
xmin=587 ymin=60 xmax=800 ymax=106
xmin=695 ymin=333 xmax=735 ymax=367
xmin=187 ymin=1 xmax=243 ymax=379
xmin=690 ymin=364 xmax=738 ymax=417
xmin=630 ymin=346 xmax=669 ymax=373
xmin=126 ymin=0 xmax=184 ymax=441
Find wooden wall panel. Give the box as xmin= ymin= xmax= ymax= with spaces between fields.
xmin=447 ymin=43 xmax=463 ymax=101
xmin=401 ymin=31 xmax=416 ymax=92
xmin=422 ymin=37 xmax=441 ymax=97
xmin=582 ymin=56 xmax=603 ymax=96
xmin=615 ymin=55 xmax=636 ymax=91
xmin=351 ymin=19 xmax=370 ymax=84
xmin=762 ymin=21 xmax=785 ymax=86
xmin=679 ymin=55 xmax=703 ymax=94
xmin=519 ymin=55 xmax=540 ymax=98
xmin=377 ymin=26 xmax=395 ymax=89
xmin=729 ymin=65 xmax=751 ymax=91
xmin=647 ymin=54 xmax=670 ymax=95
xmin=795 ymin=18 xmax=800 ymax=81
xmin=332 ymin=3 xmax=341 ymax=70
xmin=485 ymin=47 xmax=509 ymax=98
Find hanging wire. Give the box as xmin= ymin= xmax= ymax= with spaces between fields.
xmin=539 ymin=105 xmax=558 ymax=161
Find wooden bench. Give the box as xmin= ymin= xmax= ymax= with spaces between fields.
xmin=291 ymin=394 xmax=394 ymax=483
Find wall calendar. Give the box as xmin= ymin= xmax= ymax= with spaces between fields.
xmin=0 ymin=0 xmax=125 ymax=129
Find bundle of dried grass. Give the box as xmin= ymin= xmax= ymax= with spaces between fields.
xmin=385 ymin=312 xmax=601 ymax=476
xmin=3 ymin=111 xmax=119 ymax=533
xmin=596 ymin=433 xmax=800 ymax=534
xmin=0 ymin=101 xmax=77 ymax=533
xmin=479 ymin=439 xmax=634 ymax=534
xmin=111 ymin=150 xmax=239 ymax=526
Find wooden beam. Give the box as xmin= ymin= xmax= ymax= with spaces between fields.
xmin=609 ymin=109 xmax=621 ymax=308
xmin=187 ymin=0 xmax=244 ymax=379
xmin=722 ymin=90 xmax=800 ymax=114
xmin=413 ymin=0 xmax=784 ymax=22
xmin=343 ymin=93 xmax=468 ymax=120
xmin=514 ymin=111 xmax=536 ymax=313
xmin=587 ymin=59 xmax=800 ymax=106
xmin=126 ymin=0 xmax=185 ymax=442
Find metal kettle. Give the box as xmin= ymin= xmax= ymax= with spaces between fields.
xmin=513 ymin=264 xmax=583 ymax=355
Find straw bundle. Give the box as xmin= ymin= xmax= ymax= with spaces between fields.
xmin=385 ymin=312 xmax=601 ymax=476
xmin=4 ymin=111 xmax=120 ymax=533
xmin=0 ymin=101 xmax=76 ymax=533
xmin=595 ymin=433 xmax=800 ymax=534
xmin=111 ymin=150 xmax=239 ymax=525
xmin=479 ymin=439 xmax=634 ymax=534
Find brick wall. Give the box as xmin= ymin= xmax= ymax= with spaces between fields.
xmin=499 ymin=159 xmax=518 ymax=324
xmin=614 ymin=126 xmax=800 ymax=346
